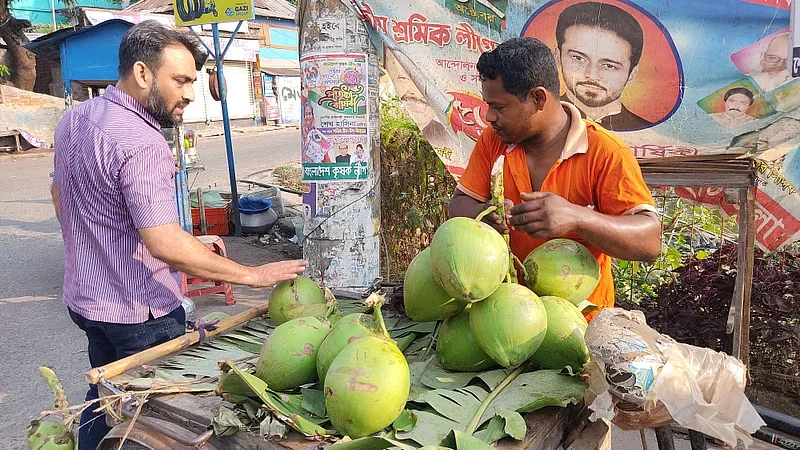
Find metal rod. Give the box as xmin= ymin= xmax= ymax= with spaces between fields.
xmin=212 ymin=23 xmax=242 ymax=236
xmin=220 ymin=20 xmax=244 ymax=60
xmin=50 ymin=0 xmax=56 ymax=31
xmin=239 ymin=178 xmax=305 ymax=195
xmin=175 ymin=128 xmax=192 ymax=234
xmin=197 ymin=187 xmax=208 ymax=235
xmin=688 ymin=430 xmax=708 ymax=450
xmin=188 ymin=26 xmax=216 ymax=59
xmin=654 ymin=427 xmax=676 ymax=450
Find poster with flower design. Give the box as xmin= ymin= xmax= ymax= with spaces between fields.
xmin=300 ymin=53 xmax=370 ymax=182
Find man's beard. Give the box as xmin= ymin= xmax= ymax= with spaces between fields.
xmin=147 ymin=81 xmax=187 ymax=127
xmin=572 ymin=81 xmax=616 ymax=108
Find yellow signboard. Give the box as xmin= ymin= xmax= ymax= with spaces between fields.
xmin=174 ymin=0 xmax=254 ymax=26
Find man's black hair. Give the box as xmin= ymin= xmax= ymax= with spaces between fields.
xmin=555 ymin=2 xmax=644 ymax=70
xmin=118 ymin=20 xmax=207 ymax=77
xmin=724 ymin=87 xmax=755 ymax=105
xmin=476 ymin=37 xmax=561 ymax=101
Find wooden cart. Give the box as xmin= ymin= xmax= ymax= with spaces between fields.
xmin=90 ymin=303 xmax=610 ymax=450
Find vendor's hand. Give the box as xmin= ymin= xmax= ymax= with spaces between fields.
xmin=508 ymin=192 xmax=581 ymax=239
xmin=481 ymin=199 xmax=514 ymax=235
xmin=248 ymin=259 xmax=308 ymax=287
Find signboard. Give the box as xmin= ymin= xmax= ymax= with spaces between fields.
xmin=265 ymin=96 xmax=281 ymax=121
xmin=199 ymin=36 xmax=258 ymax=61
xmin=350 ymin=0 xmax=800 ymax=251
xmin=300 ymin=53 xmax=370 ymax=182
xmin=174 ymin=0 xmax=254 ymax=26
xmin=84 ymin=10 xmax=174 ymax=26
xmin=276 ymin=76 xmax=302 ymax=124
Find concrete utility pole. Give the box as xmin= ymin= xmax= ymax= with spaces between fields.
xmin=297 ymin=0 xmax=382 ymax=290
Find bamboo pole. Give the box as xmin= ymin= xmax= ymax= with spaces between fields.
xmin=85 ymin=304 xmax=269 ymax=384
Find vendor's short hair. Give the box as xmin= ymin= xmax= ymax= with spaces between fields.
xmin=477 ymin=37 xmax=560 ymax=100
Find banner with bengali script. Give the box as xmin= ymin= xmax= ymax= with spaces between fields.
xmin=345 ymin=0 xmax=800 ymax=251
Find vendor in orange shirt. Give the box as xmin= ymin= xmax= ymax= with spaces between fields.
xmin=450 ymin=37 xmax=662 ymax=317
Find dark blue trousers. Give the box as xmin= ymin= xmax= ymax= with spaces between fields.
xmin=68 ymin=306 xmax=185 ymax=450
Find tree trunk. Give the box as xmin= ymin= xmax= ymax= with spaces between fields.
xmin=0 ymin=1 xmax=36 ymax=90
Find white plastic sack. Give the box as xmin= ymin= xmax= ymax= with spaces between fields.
xmin=584 ymin=308 xmax=765 ymax=448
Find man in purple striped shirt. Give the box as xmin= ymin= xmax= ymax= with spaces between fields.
xmin=51 ymin=21 xmax=306 ymax=450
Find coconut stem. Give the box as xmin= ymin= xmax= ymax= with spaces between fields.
xmin=505 ymin=245 xmax=517 ymax=284
xmin=420 ymin=320 xmax=441 ymax=361
xmin=323 ymin=288 xmax=340 ymax=320
xmin=511 ymin=253 xmax=528 ymax=282
xmin=39 ymin=367 xmax=74 ymax=425
xmin=464 ymin=362 xmax=528 ymax=435
xmin=475 ymin=205 xmax=497 ymax=222
xmin=488 ymin=156 xmax=519 ymax=284
xmin=365 ymin=292 xmax=390 ymax=339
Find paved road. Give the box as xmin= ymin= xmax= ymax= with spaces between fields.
xmin=190 ymin=127 xmax=301 ymax=193
xmin=0 ymin=128 xmax=300 ymax=450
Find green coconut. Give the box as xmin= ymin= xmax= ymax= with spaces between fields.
xmin=523 ymin=239 xmax=600 ymax=305
xmin=324 ymin=335 xmax=410 ymax=438
xmin=268 ymin=276 xmax=326 ymax=325
xmin=255 ymin=316 xmax=331 ymax=391
xmin=530 ymin=296 xmax=590 ymax=371
xmin=436 ymin=307 xmax=498 ymax=372
xmin=404 ymin=248 xmax=466 ymax=322
xmin=430 ymin=217 xmax=509 ymax=302
xmin=469 ymin=283 xmax=547 ymax=368
xmin=27 ymin=421 xmax=74 ymax=450
xmin=316 ymin=313 xmax=379 ymax=385
xmin=324 ymin=294 xmax=410 ymax=438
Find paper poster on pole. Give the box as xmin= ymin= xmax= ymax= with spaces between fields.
xmin=300 ymin=53 xmax=369 ymax=182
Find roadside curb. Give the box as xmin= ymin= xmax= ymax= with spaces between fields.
xmin=0 ymin=148 xmax=54 ymax=163
xmin=197 ymin=123 xmax=300 ymax=138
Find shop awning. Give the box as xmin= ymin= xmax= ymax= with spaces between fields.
xmin=260 ymin=58 xmax=300 ymax=77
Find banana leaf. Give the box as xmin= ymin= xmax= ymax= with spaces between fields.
xmin=394 ymin=361 xmax=586 ymax=447
xmin=222 ymin=362 xmax=331 ymax=437
xmin=114 ymin=307 xmax=585 ymax=448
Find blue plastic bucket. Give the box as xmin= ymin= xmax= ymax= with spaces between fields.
xmin=238 ymin=196 xmax=272 ymax=215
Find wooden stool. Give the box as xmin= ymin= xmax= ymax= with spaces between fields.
xmin=182 ymin=235 xmax=235 ymax=305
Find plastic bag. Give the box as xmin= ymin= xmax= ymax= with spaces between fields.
xmin=584 ymin=308 xmax=765 ymax=448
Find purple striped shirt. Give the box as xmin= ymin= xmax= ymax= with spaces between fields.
xmin=53 ymin=85 xmax=183 ymax=324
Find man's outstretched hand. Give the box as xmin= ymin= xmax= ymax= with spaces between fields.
xmin=248 ymin=259 xmax=308 ymax=287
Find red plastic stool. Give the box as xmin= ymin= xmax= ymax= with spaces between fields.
xmin=182 ymin=235 xmax=235 ymax=305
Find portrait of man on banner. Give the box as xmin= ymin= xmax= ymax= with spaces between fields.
xmin=697 ymin=79 xmax=776 ymax=132
xmin=555 ymin=2 xmax=649 ymax=130
xmin=522 ymin=0 xmax=683 ymax=132
xmin=709 ymin=87 xmax=757 ymax=129
xmin=731 ymin=29 xmax=794 ymax=93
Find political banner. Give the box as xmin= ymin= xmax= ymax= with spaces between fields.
xmin=347 ymin=0 xmax=800 ymax=250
